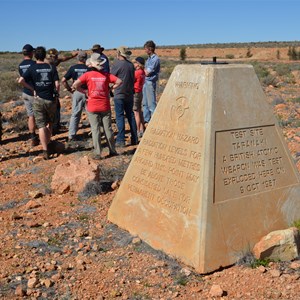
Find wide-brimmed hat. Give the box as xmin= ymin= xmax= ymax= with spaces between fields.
xmin=87 ymin=53 xmax=106 ymax=70
xmin=47 ymin=48 xmax=59 ymax=57
xmin=91 ymin=44 xmax=104 ymax=52
xmin=133 ymin=56 xmax=145 ymax=66
xmin=117 ymin=46 xmax=132 ymax=58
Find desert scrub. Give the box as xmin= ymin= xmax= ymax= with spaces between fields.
xmin=0 ymin=72 xmax=21 ymax=102
xmin=251 ymin=62 xmax=269 ymax=79
xmin=225 ymin=54 xmax=235 ymax=59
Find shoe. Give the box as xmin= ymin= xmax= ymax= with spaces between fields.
xmin=31 ymin=136 xmax=40 ymax=147
xmin=43 ymin=150 xmax=50 ymax=160
xmin=138 ymin=131 xmax=143 ymax=138
xmin=131 ymin=139 xmax=139 ymax=146
xmin=108 ymin=151 xmax=119 ymax=158
xmin=115 ymin=142 xmax=126 ymax=148
xmin=48 ymin=140 xmax=65 ymax=154
xmin=90 ymin=153 xmax=102 ymax=160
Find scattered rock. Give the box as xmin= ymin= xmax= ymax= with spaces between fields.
xmin=132 ymin=237 xmax=141 ymax=245
xmin=24 ymin=199 xmax=42 ymax=210
xmin=270 ymin=269 xmax=281 ymax=278
xmin=209 ymin=284 xmax=225 ymax=297
xmin=253 ymin=227 xmax=300 ymax=261
xmin=27 ymin=277 xmax=38 ymax=288
xmin=51 ymin=156 xmax=100 ymax=194
xmin=290 ymin=260 xmax=300 ymax=269
xmin=15 ymin=285 xmax=26 ymax=296
xmin=28 ymin=191 xmax=43 ymax=199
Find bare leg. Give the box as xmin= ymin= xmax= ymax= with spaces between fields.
xmin=28 ymin=116 xmax=36 ymax=134
xmin=39 ymin=126 xmax=52 ymax=150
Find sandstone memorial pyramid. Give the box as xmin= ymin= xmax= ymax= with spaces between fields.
xmin=108 ymin=64 xmax=300 ymax=273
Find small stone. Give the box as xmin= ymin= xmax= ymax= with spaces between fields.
xmin=270 ymin=269 xmax=281 ymax=278
xmin=51 ymin=273 xmax=63 ymax=282
xmin=28 ymin=191 xmax=43 ymax=199
xmin=209 ymin=284 xmax=225 ymax=297
xmin=15 ymin=285 xmax=26 ymax=296
xmin=111 ymin=180 xmax=120 ymax=190
xmin=257 ymin=265 xmax=267 ymax=273
xmin=11 ymin=212 xmax=22 ymax=220
xmin=180 ymin=268 xmax=192 ymax=276
xmin=44 ymin=279 xmax=53 ymax=288
xmin=27 ymin=277 xmax=38 ymax=288
xmin=132 ymin=237 xmax=141 ymax=245
xmin=33 ymin=156 xmax=43 ymax=163
xmin=290 ymin=261 xmax=300 ymax=269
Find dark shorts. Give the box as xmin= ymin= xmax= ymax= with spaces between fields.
xmin=33 ymin=97 xmax=57 ymax=129
xmin=133 ymin=92 xmax=143 ymax=111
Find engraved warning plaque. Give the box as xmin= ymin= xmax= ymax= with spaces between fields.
xmin=214 ymin=125 xmax=299 ymax=203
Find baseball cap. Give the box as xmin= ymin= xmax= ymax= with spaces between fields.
xmin=22 ymin=44 xmax=35 ymax=52
xmin=133 ymin=56 xmax=145 ymax=66
xmin=91 ymin=44 xmax=104 ymax=51
xmin=117 ymin=46 xmax=132 ymax=58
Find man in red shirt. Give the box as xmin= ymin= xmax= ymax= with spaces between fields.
xmin=71 ymin=53 xmax=122 ymax=159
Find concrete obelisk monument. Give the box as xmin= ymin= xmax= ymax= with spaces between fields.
xmin=108 ymin=64 xmax=300 ymax=273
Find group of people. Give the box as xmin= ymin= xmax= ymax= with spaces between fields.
xmin=16 ymin=40 xmax=160 ymax=160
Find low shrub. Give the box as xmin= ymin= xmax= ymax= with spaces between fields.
xmin=225 ymin=54 xmax=235 ymax=59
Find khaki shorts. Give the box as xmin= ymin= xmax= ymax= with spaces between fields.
xmin=22 ymin=93 xmax=35 ymax=116
xmin=33 ymin=97 xmax=57 ymax=129
xmin=133 ymin=92 xmax=143 ymax=111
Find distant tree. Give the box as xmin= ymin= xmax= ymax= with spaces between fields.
xmin=246 ymin=47 xmax=253 ymax=58
xmin=276 ymin=49 xmax=280 ymax=60
xmin=288 ymin=46 xmax=298 ymax=60
xmin=180 ymin=47 xmax=187 ymax=61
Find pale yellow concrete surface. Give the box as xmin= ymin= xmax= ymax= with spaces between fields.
xmin=108 ymin=64 xmax=300 ymax=273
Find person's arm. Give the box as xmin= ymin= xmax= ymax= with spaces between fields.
xmin=110 ymin=77 xmax=122 ymax=94
xmin=55 ymin=80 xmax=60 ymax=94
xmin=59 ymin=51 xmax=78 ymax=63
xmin=18 ymin=77 xmax=35 ymax=94
xmin=61 ymin=77 xmax=72 ymax=93
xmin=71 ymin=79 xmax=82 ymax=91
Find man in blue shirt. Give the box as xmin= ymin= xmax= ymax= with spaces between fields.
xmin=62 ymin=51 xmax=89 ymax=142
xmin=143 ymin=40 xmax=160 ymax=124
xmin=19 ymin=46 xmax=59 ymax=160
xmin=18 ymin=44 xmax=39 ymax=146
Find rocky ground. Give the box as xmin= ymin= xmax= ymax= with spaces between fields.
xmin=1 ymin=80 xmax=300 ymax=299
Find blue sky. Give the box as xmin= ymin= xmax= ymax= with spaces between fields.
xmin=0 ymin=0 xmax=299 ymax=52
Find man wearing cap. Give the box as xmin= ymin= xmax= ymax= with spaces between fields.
xmin=62 ymin=51 xmax=89 ymax=142
xmin=18 ymin=46 xmax=60 ymax=160
xmin=18 ymin=44 xmax=39 ymax=146
xmin=111 ymin=46 xmax=138 ymax=147
xmin=91 ymin=44 xmax=110 ymax=73
xmin=143 ymin=40 xmax=160 ymax=124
